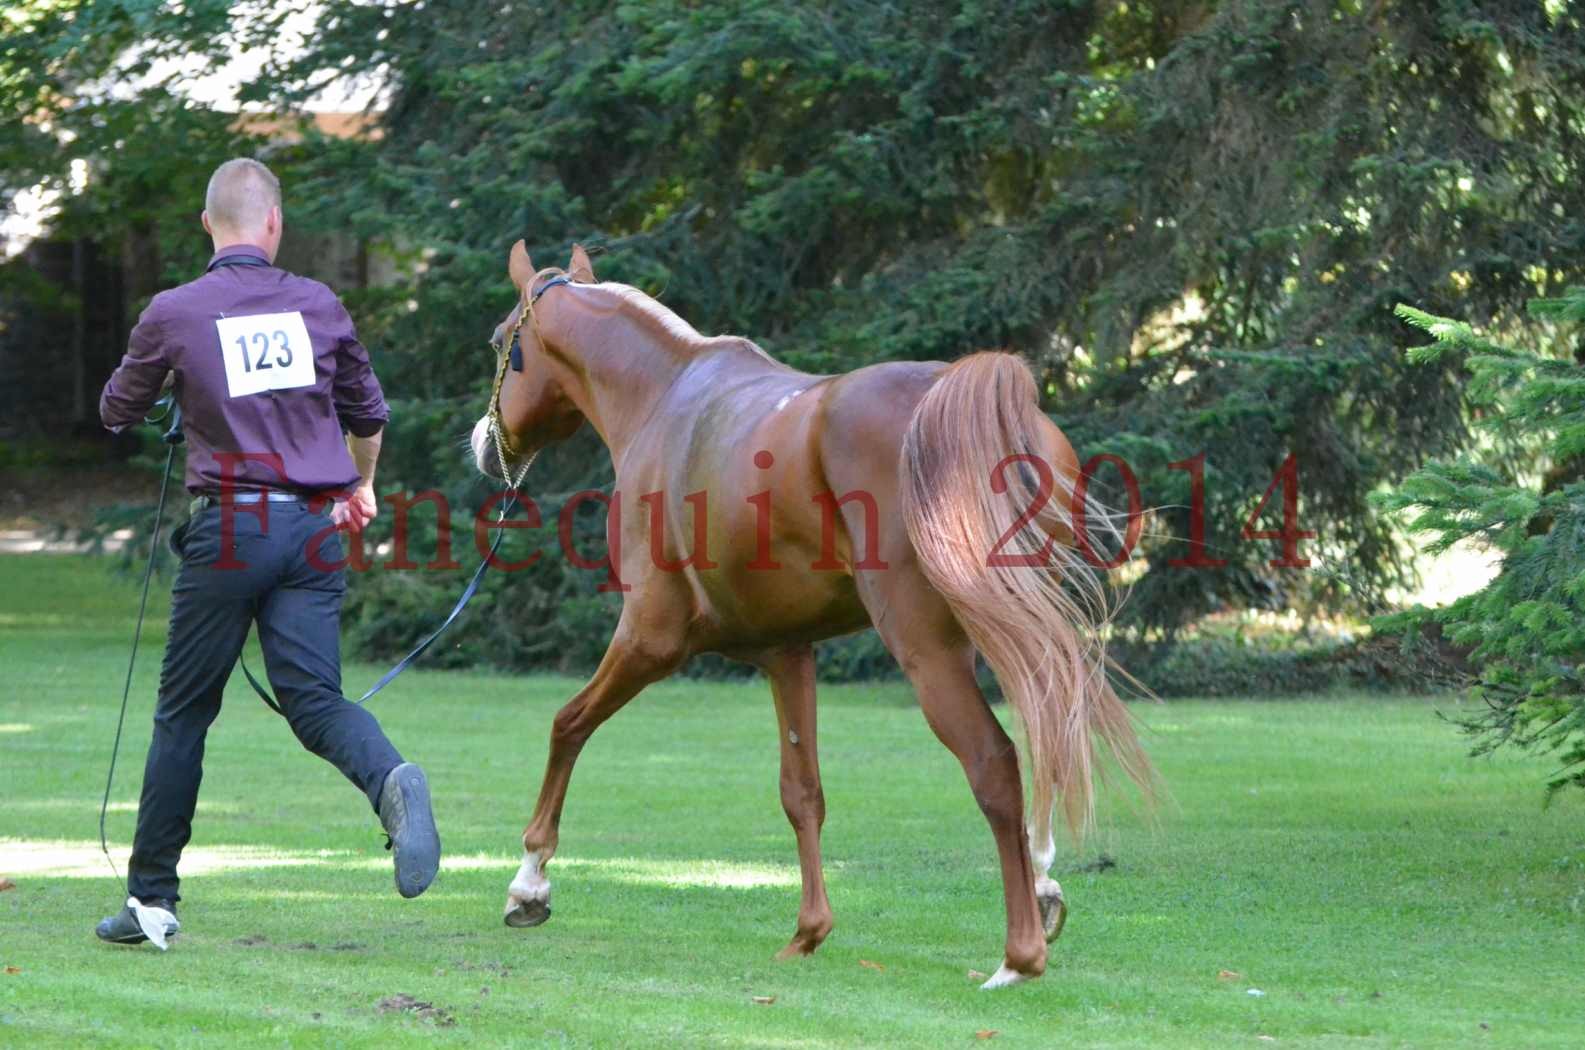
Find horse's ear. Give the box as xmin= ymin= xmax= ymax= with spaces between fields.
xmin=568 ymin=243 xmax=595 ymax=283
xmin=508 ymin=240 xmax=534 ymax=294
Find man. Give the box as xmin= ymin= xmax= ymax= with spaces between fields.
xmin=95 ymin=157 xmax=439 ymax=947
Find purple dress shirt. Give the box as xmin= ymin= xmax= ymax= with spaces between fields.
xmin=100 ymin=245 xmax=389 ymax=495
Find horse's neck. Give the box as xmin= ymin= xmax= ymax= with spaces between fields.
xmin=553 ymin=302 xmax=696 ymax=461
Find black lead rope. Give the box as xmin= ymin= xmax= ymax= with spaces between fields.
xmin=99 ymin=404 xmax=183 ymax=888
xmin=236 ymin=492 xmax=520 ymax=712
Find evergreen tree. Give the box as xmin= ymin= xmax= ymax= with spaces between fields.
xmin=269 ymin=0 xmax=1585 ymax=665
xmin=1376 ymin=291 xmax=1585 ymax=795
xmin=11 ymin=1 xmax=1585 ymax=678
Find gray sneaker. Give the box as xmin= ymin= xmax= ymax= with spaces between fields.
xmin=95 ymin=897 xmax=179 ymax=946
xmin=377 ymin=762 xmax=440 ymax=898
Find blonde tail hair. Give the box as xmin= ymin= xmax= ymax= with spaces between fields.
xmin=899 ymin=352 xmax=1155 ymax=838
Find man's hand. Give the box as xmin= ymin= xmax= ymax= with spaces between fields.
xmin=332 ymin=484 xmax=378 ymax=533
xmin=335 ymin=429 xmax=383 ymax=533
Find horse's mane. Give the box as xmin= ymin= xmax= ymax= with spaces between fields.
xmin=593 ymin=279 xmax=778 ymax=363
xmin=534 ymin=261 xmax=776 ymax=363
xmin=598 ymin=282 xmax=712 ymax=348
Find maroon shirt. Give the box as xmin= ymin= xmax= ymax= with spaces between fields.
xmin=100 ymin=245 xmax=389 ymax=495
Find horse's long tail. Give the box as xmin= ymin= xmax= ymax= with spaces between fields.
xmin=899 ymin=352 xmax=1155 ymax=839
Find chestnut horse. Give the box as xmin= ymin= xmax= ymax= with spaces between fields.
xmin=469 ymin=241 xmax=1153 ymax=988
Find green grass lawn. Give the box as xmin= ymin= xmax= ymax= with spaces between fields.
xmin=2 ymin=554 xmax=1582 ymax=1048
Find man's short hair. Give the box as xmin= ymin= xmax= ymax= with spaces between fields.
xmin=204 ymin=158 xmax=281 ymax=234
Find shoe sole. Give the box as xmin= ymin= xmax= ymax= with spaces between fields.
xmin=392 ymin=765 xmax=440 ymax=898
xmin=97 ymin=931 xmax=178 ymax=945
xmin=96 ymin=920 xmax=179 ymax=946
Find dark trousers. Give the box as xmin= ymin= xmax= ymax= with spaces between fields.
xmin=126 ymin=501 xmax=404 ymax=903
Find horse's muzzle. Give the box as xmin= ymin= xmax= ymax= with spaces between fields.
xmin=470 ymin=416 xmax=504 ymax=479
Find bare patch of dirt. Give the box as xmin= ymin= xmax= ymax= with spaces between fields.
xmin=1077 ymin=853 xmax=1117 ymax=873
xmin=376 ymin=994 xmax=456 ymax=1027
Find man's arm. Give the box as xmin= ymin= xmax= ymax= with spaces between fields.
xmin=325 ymin=291 xmax=390 ymax=534
xmin=100 ymin=302 xmax=170 ymax=431
xmin=334 ymin=428 xmax=382 ymax=533
xmin=348 ymin=427 xmax=382 ymax=489
xmin=328 ymin=297 xmax=390 ymax=438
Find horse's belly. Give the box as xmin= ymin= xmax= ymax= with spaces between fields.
xmin=701 ymin=562 xmax=872 ymax=652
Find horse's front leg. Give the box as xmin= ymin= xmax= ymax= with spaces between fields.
xmin=505 ymin=634 xmax=677 ymax=927
xmin=754 ymin=645 xmax=834 ymax=959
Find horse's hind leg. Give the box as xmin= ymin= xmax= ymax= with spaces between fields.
xmin=753 ymin=645 xmax=834 ymax=959
xmin=905 ymin=647 xmax=1046 ymax=987
xmin=1028 ymin=804 xmax=1068 ymax=941
xmin=864 ymin=573 xmax=1046 ymax=987
xmin=901 ymin=643 xmax=1046 ymax=986
xmin=505 ymin=631 xmax=678 ymax=927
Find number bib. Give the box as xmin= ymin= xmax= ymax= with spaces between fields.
xmin=215 ymin=312 xmax=315 ymax=398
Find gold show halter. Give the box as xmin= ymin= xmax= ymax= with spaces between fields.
xmin=487 ymin=271 xmax=570 ymax=478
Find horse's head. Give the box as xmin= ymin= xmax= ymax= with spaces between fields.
xmin=471 ymin=240 xmax=598 ymax=479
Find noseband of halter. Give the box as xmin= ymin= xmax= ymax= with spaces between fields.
xmin=486 ymin=272 xmax=571 ymax=466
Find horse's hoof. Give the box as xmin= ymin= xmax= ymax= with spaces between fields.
xmin=504 ymin=899 xmax=551 ymax=928
xmin=1038 ymin=887 xmax=1068 ymax=943
xmin=980 ymin=963 xmax=1034 ymax=990
xmin=775 ymin=937 xmax=820 ymax=960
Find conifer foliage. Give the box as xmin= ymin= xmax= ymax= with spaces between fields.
xmin=264 ymin=0 xmax=1585 ymax=651
xmin=8 ymin=1 xmax=1585 ymax=687
xmin=1377 ymin=292 xmax=1585 ymax=795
